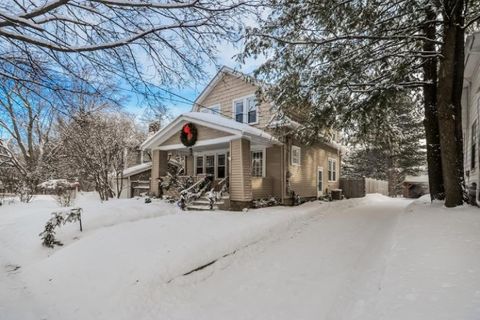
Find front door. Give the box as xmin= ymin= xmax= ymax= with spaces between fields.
xmin=317 ymin=167 xmax=324 ymax=198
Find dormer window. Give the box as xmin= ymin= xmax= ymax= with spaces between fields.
xmin=233 ymin=95 xmax=257 ymax=124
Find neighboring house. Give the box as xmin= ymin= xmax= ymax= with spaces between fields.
xmin=141 ymin=66 xmax=342 ymax=210
xmin=402 ymin=175 xmax=429 ymax=199
xmin=114 ymin=162 xmax=152 ymax=198
xmin=463 ymin=31 xmax=480 ymax=203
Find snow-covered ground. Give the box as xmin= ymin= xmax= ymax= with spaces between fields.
xmin=1 ymin=193 xmax=479 ymax=319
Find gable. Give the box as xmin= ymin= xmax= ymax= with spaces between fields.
xmin=197 ymin=73 xmax=257 ymax=112
xmin=193 ymin=72 xmax=273 ymax=129
xmin=158 ymin=123 xmax=234 ymax=147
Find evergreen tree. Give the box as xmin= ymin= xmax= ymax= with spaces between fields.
xmin=243 ymin=0 xmax=480 ymax=207
xmin=343 ymin=91 xmax=426 ymax=195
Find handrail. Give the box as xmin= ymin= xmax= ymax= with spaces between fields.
xmin=180 ymin=176 xmax=207 ymax=195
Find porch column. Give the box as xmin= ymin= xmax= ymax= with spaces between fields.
xmin=150 ymin=150 xmax=168 ymax=196
xmin=229 ymin=138 xmax=252 ymax=210
xmin=185 ymin=155 xmax=194 ymax=176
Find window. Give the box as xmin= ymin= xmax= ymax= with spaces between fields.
xmin=251 ymin=151 xmax=264 ymax=177
xmin=205 ymin=155 xmax=215 ymax=175
xmin=472 ymin=121 xmax=477 ymax=170
xmin=217 ymin=154 xmax=226 ymax=178
xmin=196 ymin=156 xmax=204 ymax=175
xmin=247 ymin=96 xmax=257 ymax=123
xmin=235 ymin=101 xmax=244 ymax=123
xmin=291 ymin=146 xmax=301 ymax=166
xmin=233 ymin=96 xmax=257 ymax=124
xmin=328 ymin=159 xmax=337 ymax=181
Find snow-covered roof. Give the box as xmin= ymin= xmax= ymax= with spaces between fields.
xmin=122 ymin=162 xmax=152 ymax=177
xmin=141 ymin=112 xmax=281 ymax=150
xmin=403 ymin=175 xmax=429 ymax=184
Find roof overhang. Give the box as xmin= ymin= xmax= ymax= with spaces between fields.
xmin=141 ymin=112 xmax=282 ymax=151
xmin=465 ymin=31 xmax=480 ymax=84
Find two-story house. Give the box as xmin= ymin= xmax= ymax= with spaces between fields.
xmin=141 ymin=66 xmax=342 ymax=210
xmin=463 ymin=31 xmax=480 ymax=204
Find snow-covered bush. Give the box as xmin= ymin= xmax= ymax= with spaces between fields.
xmin=253 ymin=197 xmax=279 ymax=208
xmin=38 ymin=179 xmax=76 ymax=207
xmin=39 ymin=208 xmax=83 ymax=248
xmin=17 ymin=184 xmax=34 ymax=203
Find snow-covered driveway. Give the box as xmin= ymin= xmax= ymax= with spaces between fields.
xmin=3 ymin=194 xmax=480 ymax=320
xmin=154 ymin=196 xmax=409 ymax=320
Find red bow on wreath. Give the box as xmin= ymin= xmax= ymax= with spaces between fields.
xmin=183 ymin=124 xmax=193 ymax=140
xmin=180 ymin=123 xmax=197 ymax=147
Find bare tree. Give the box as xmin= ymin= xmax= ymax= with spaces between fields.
xmin=59 ymin=109 xmax=142 ymax=201
xmin=0 ymin=0 xmax=251 ymax=107
xmin=0 ymin=79 xmax=60 ymax=196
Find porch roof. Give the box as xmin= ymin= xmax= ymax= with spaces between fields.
xmin=141 ymin=112 xmax=281 ymax=150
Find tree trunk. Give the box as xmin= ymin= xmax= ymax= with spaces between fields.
xmin=452 ymin=1 xmax=466 ymax=201
xmin=436 ymin=0 xmax=465 ymax=207
xmin=422 ymin=6 xmax=444 ymax=201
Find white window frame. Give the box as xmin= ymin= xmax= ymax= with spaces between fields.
xmin=193 ymin=149 xmax=229 ymax=178
xmin=216 ymin=153 xmax=227 ymax=179
xmin=232 ymin=94 xmax=258 ymax=125
xmin=195 ymin=155 xmax=204 ymax=175
xmin=251 ymin=147 xmax=266 ymax=178
xmin=328 ymin=158 xmax=337 ymax=182
xmin=291 ymin=145 xmax=301 ymax=166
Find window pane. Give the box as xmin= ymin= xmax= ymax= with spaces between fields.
xmin=235 ymin=101 xmax=244 ymax=123
xmin=247 ymin=97 xmax=257 ymax=123
xmin=196 ymin=156 xmax=203 ymax=174
xmin=217 ymin=167 xmax=225 ymax=178
xmin=248 ymin=110 xmax=257 ymax=123
xmin=218 ymin=154 xmax=225 ymax=166
xmin=205 ymin=155 xmax=215 ymax=175
xmin=252 ymin=151 xmax=263 ymax=177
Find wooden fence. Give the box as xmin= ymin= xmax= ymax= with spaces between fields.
xmin=340 ymin=177 xmax=389 ymax=198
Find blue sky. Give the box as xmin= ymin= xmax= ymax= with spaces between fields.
xmin=125 ymin=39 xmax=263 ymax=121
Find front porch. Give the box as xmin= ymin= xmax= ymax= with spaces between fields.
xmin=141 ymin=112 xmax=283 ymax=210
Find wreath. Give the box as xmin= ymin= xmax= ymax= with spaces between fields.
xmin=180 ymin=123 xmax=197 ymax=147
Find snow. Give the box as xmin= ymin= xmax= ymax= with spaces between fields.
xmin=121 ymin=162 xmax=152 ymax=177
xmin=403 ymin=174 xmax=429 ymax=183
xmin=1 ymin=194 xmax=479 ymax=319
xmin=37 ymin=179 xmax=76 ymax=189
xmin=141 ymin=111 xmax=280 ymax=149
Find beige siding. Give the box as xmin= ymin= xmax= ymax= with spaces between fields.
xmin=150 ymin=150 xmax=168 ymax=196
xmin=251 ymin=145 xmax=283 ymax=199
xmin=229 ymin=138 xmax=252 ymax=201
xmin=160 ymin=124 xmax=232 ymax=147
xmin=185 ymin=155 xmax=194 ymax=176
xmin=252 ymin=177 xmax=273 ymax=199
xmin=288 ymin=139 xmax=341 ymax=198
xmin=195 ymin=73 xmax=273 ymax=129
